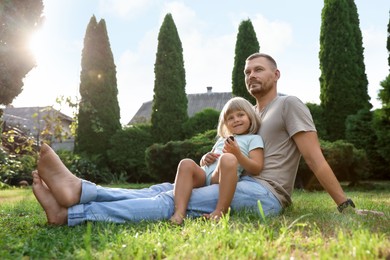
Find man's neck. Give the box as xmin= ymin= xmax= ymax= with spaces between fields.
xmin=256 ymin=93 xmax=278 ymax=112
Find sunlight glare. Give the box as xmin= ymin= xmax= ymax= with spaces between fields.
xmin=28 ymin=30 xmax=46 ymax=64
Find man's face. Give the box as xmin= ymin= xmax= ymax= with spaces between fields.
xmin=244 ymin=57 xmax=278 ymax=97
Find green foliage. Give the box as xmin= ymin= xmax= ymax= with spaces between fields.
xmin=378 ymin=12 xmax=390 ymax=108
xmin=56 ymin=149 xmax=111 ymax=184
xmin=379 ymin=74 xmax=390 ymax=109
xmin=232 ymin=19 xmax=259 ymax=105
xmin=305 ymin=102 xmax=326 ymax=139
xmin=182 ymin=108 xmax=220 ymax=139
xmin=0 ymin=147 xmax=36 ymax=185
xmin=0 ymin=0 xmax=44 ymax=105
xmin=107 ymin=124 xmax=155 ymax=182
xmin=151 ymin=13 xmax=188 ymax=143
xmin=76 ymin=16 xmax=121 ymax=164
xmin=319 ymin=0 xmax=371 ymax=141
xmin=372 ymin=109 xmax=390 ymax=172
xmin=146 ymin=130 xmax=217 ymax=182
xmin=345 ymin=108 xmax=388 ymax=179
xmin=297 ymin=140 xmax=369 ymax=190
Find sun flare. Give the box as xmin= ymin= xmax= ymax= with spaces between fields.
xmin=28 ymin=30 xmax=46 ymax=64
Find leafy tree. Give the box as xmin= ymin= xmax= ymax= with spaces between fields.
xmin=151 ymin=14 xmax=187 ymax=143
xmin=232 ymin=19 xmax=260 ymax=105
xmin=0 ymin=0 xmax=44 ymax=105
xmin=319 ymin=0 xmax=371 ymax=141
xmin=76 ymin=16 xmax=121 ymax=163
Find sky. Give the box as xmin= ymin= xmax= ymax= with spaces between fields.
xmin=12 ymin=0 xmax=390 ymax=125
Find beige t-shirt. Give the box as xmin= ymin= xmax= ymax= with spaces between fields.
xmin=252 ymin=95 xmax=316 ymax=207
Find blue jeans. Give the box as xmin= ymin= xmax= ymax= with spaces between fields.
xmin=67 ymin=176 xmax=282 ymax=226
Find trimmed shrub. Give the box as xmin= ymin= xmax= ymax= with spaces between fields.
xmin=296 ymin=140 xmax=369 ymax=190
xmin=146 ymin=130 xmax=217 ymax=182
xmin=107 ymin=124 xmax=154 ymax=182
xmin=183 ymin=108 xmax=220 ymax=139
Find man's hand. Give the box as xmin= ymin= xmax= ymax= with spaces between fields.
xmin=354 ymin=209 xmax=385 ymax=216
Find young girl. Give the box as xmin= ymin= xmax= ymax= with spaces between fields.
xmin=170 ymin=97 xmax=264 ymax=224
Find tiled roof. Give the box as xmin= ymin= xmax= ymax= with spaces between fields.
xmin=128 ymin=89 xmax=233 ymax=125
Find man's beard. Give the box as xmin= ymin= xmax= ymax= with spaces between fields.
xmin=248 ymin=82 xmax=269 ymax=96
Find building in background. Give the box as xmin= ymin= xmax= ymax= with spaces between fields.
xmin=129 ymin=87 xmax=232 ymax=125
xmin=2 ymin=106 xmax=74 ymax=151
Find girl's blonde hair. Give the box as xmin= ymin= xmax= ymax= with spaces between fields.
xmin=217 ymin=97 xmax=261 ymax=138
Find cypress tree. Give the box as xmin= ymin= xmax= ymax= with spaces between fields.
xmin=378 ymin=11 xmax=390 ymax=110
xmin=232 ymin=19 xmax=260 ymax=105
xmin=373 ymin=11 xmax=390 ymax=170
xmin=151 ymin=14 xmax=187 ymax=143
xmin=319 ymin=0 xmax=371 ymax=141
xmin=76 ymin=16 xmax=121 ymax=162
xmin=0 ymin=0 xmax=43 ymax=105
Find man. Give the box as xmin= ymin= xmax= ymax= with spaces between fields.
xmin=32 ymin=53 xmax=356 ymax=226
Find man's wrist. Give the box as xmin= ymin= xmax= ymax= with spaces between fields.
xmin=337 ymin=198 xmax=355 ymax=213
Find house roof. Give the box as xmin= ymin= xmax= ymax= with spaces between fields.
xmin=2 ymin=106 xmax=73 ymax=137
xmin=128 ymin=87 xmax=233 ymax=125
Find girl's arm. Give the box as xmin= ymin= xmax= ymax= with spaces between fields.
xmin=235 ymin=148 xmax=263 ymax=176
xmin=223 ymin=139 xmax=263 ymax=175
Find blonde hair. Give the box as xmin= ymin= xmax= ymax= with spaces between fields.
xmin=217 ymin=97 xmax=261 ymax=138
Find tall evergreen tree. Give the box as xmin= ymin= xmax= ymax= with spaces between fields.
xmin=76 ymin=16 xmax=121 ymax=161
xmin=319 ymin=0 xmax=371 ymax=141
xmin=0 ymin=0 xmax=44 ymax=105
xmin=151 ymin=14 xmax=187 ymax=143
xmin=373 ymin=11 xmax=390 ymax=170
xmin=378 ymin=11 xmax=390 ymax=110
xmin=232 ymin=19 xmax=260 ymax=105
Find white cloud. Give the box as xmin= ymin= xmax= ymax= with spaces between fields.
xmin=362 ymin=27 xmax=388 ymax=108
xmin=98 ymin=0 xmax=154 ymax=19
xmin=251 ymin=14 xmax=293 ymax=54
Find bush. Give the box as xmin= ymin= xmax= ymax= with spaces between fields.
xmin=0 ymin=147 xmax=37 ymax=185
xmin=296 ymin=140 xmax=369 ymax=190
xmin=56 ymin=149 xmax=111 ymax=184
xmin=183 ymin=108 xmax=220 ymax=139
xmin=146 ymin=130 xmax=217 ymax=182
xmin=107 ymin=124 xmax=154 ymax=182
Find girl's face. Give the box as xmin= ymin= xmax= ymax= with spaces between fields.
xmin=226 ymin=110 xmax=251 ymax=135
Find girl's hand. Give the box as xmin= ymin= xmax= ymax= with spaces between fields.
xmin=223 ymin=136 xmax=240 ymax=156
xmin=201 ymin=152 xmax=220 ymax=166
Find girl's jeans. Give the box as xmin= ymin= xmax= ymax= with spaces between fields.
xmin=68 ymin=176 xmax=282 ymax=226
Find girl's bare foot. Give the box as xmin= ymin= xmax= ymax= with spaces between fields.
xmin=37 ymin=143 xmax=81 ymax=207
xmin=32 ymin=171 xmax=68 ymax=225
xmin=203 ymin=210 xmax=224 ymax=222
xmin=170 ymin=212 xmax=185 ymax=225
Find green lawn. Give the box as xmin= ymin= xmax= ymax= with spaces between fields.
xmin=0 ymin=182 xmax=389 ymax=259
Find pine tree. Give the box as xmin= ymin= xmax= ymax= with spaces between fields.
xmin=319 ymin=0 xmax=371 ymax=141
xmin=0 ymin=0 xmax=43 ymax=105
xmin=151 ymin=14 xmax=187 ymax=143
xmin=232 ymin=19 xmax=260 ymax=105
xmin=76 ymin=16 xmax=121 ymax=162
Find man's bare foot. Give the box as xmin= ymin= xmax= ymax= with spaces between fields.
xmin=32 ymin=171 xmax=68 ymax=225
xmin=170 ymin=212 xmax=185 ymax=225
xmin=37 ymin=143 xmax=81 ymax=207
